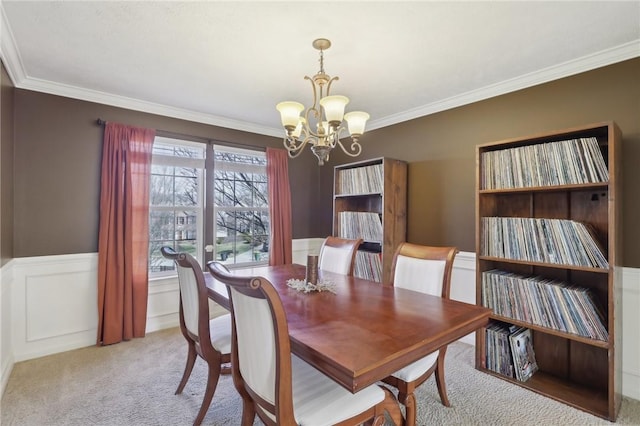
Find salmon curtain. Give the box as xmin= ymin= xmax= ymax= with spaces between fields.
xmin=97 ymin=122 xmax=155 ymax=345
xmin=266 ymin=147 xmax=292 ymax=265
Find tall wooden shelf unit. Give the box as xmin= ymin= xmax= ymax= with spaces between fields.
xmin=474 ymin=121 xmax=622 ymax=421
xmin=333 ymin=157 xmax=407 ymax=284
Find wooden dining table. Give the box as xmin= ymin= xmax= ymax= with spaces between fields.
xmin=205 ymin=263 xmax=491 ymax=394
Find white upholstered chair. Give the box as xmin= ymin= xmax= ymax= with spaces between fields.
xmin=382 ymin=242 xmax=458 ymax=426
xmin=318 ymin=236 xmax=363 ymax=276
xmin=160 ymin=247 xmax=232 ymax=426
xmin=207 ymin=260 xmax=401 ymax=426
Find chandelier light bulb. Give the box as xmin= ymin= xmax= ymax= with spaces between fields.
xmin=344 ymin=111 xmax=370 ymax=137
xmin=292 ymin=117 xmax=306 ymax=139
xmin=276 ymin=101 xmax=304 ymax=131
xmin=320 ymin=95 xmax=349 ymax=125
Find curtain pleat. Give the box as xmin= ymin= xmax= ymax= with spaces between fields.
xmin=266 ymin=148 xmax=292 ymax=266
xmin=97 ymin=122 xmax=155 ymax=345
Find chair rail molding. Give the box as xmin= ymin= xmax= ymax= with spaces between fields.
xmin=3 ymin=248 xmax=639 ymax=402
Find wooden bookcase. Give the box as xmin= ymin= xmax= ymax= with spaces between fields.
xmin=333 ymin=157 xmax=407 ymax=284
xmin=474 ymin=121 xmax=622 ymax=421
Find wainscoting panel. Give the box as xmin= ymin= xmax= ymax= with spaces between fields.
xmin=1 ymin=260 xmax=15 ymax=397
xmin=25 ymin=270 xmax=97 ymax=342
xmin=450 ymin=251 xmax=477 ymax=345
xmin=146 ymin=277 xmax=180 ymax=333
xmin=292 ymin=238 xmax=323 ymax=265
xmin=12 ymin=254 xmax=98 ymax=362
xmin=622 ymin=267 xmax=640 ymax=401
xmin=4 ymin=247 xmax=640 ymax=402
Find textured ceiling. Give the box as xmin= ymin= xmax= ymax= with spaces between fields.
xmin=1 ymin=1 xmax=639 ymax=137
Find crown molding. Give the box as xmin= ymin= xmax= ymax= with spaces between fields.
xmin=0 ymin=3 xmax=26 ymax=85
xmin=18 ymin=76 xmax=284 ymax=138
xmin=367 ymin=40 xmax=640 ymax=131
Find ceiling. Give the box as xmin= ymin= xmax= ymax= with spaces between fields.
xmin=1 ymin=1 xmax=639 ymax=138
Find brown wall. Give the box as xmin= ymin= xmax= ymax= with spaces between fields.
xmin=1 ymin=62 xmax=14 ymax=266
xmin=333 ymin=58 xmax=640 ymax=267
xmin=12 ymin=91 xmax=325 ymax=257
xmin=10 ymin=58 xmax=640 ymax=266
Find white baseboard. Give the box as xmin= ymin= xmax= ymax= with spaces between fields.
xmin=3 ymin=248 xmax=640 ymax=403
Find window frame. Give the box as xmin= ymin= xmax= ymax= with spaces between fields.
xmin=210 ymin=144 xmax=270 ymax=269
xmin=148 ymin=137 xmax=269 ymax=278
xmin=149 ymin=137 xmax=206 ymax=278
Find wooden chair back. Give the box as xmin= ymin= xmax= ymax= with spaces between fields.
xmin=207 ymin=261 xmax=295 ymax=424
xmin=390 ymin=243 xmax=457 ymax=299
xmin=160 ymin=247 xmax=212 ymax=346
xmin=318 ymin=236 xmax=363 ymax=276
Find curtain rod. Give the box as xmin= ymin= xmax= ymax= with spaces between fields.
xmin=95 ymin=118 xmax=267 ymax=152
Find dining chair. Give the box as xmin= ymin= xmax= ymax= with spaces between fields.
xmin=160 ymin=247 xmax=232 ymax=426
xmin=206 ymin=260 xmax=403 ymax=426
xmin=318 ymin=236 xmax=363 ymax=276
xmin=382 ymin=242 xmax=458 ymax=426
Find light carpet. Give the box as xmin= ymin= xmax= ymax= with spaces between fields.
xmin=2 ymin=327 xmax=639 ymax=425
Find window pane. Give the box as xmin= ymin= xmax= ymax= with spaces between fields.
xmin=235 ymin=174 xmax=254 ymax=206
xmin=214 ymin=171 xmax=236 ymax=207
xmin=153 ymin=141 xmax=205 ymax=159
xmin=215 ymin=211 xmax=237 ymax=262
xmin=212 ymin=148 xmax=269 ymax=267
xmin=150 ymin=174 xmax=175 ymax=206
xmin=174 ymin=175 xmax=199 ymax=206
xmin=252 ymin=180 xmax=268 ymax=207
xmin=149 ymin=211 xmax=175 ymax=240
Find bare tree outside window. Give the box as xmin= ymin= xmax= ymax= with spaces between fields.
xmin=148 ymin=138 xmax=269 ymax=276
xmin=148 ymin=142 xmax=203 ymax=274
xmin=213 ymin=150 xmax=269 ymax=265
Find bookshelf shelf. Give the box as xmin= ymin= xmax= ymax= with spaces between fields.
xmin=335 ymin=192 xmax=383 ymax=198
xmin=481 ymin=368 xmax=610 ymax=419
xmin=478 ymin=182 xmax=609 ymax=195
xmin=475 ymin=121 xmax=622 ymax=421
xmin=489 ymin=314 xmax=610 ymax=348
xmin=333 ymin=157 xmax=407 ymax=283
xmin=477 ymin=256 xmax=610 ymax=273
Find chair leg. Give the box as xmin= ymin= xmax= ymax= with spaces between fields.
xmin=176 ymin=343 xmax=197 ymax=395
xmin=193 ymin=361 xmax=221 ymax=426
xmin=378 ymin=386 xmax=404 ymax=426
xmin=398 ymin=390 xmax=417 ymax=426
xmin=240 ymin=399 xmax=256 ymax=426
xmin=435 ymin=352 xmax=451 ymax=407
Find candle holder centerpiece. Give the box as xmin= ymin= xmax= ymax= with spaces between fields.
xmin=286 ymin=255 xmax=336 ymax=294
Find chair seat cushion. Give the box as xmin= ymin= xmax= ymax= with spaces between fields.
xmin=291 ymin=355 xmax=385 ymax=426
xmin=391 ymin=350 xmax=439 ymax=382
xmin=209 ymin=313 xmax=232 ymax=354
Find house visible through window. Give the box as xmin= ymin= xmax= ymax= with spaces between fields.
xmin=148 ymin=137 xmax=269 ymax=276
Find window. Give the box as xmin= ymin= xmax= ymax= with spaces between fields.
xmin=213 ymin=146 xmax=269 ymax=266
xmin=149 ymin=137 xmax=205 ymax=275
xmin=148 ymin=137 xmax=269 ymax=276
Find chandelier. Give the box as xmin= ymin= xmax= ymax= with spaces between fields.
xmin=276 ymin=38 xmax=370 ymax=166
